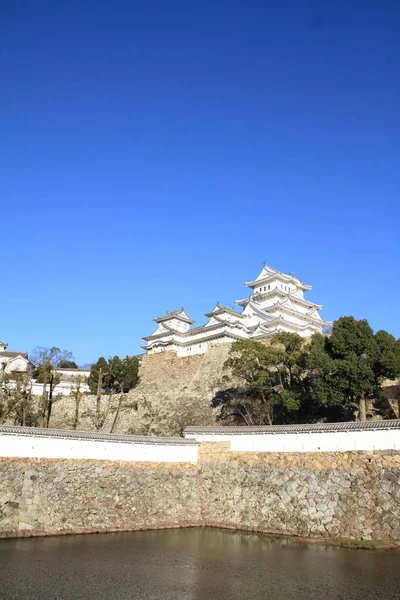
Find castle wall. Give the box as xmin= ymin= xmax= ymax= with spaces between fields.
xmin=0 ymin=431 xmax=198 ymax=463
xmin=49 ymin=344 xmax=234 ymax=435
xmin=1 ymin=440 xmax=400 ymax=542
xmin=198 ymin=443 xmax=400 ymax=541
xmin=185 ymin=429 xmax=400 ymax=452
xmin=0 ymin=457 xmax=200 ymax=538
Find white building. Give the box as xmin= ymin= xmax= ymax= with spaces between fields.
xmin=143 ymin=263 xmax=331 ymax=357
xmin=0 ymin=341 xmax=32 ymax=374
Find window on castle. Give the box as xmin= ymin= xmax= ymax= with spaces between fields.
xmin=268 ymin=285 xmax=270 ymax=290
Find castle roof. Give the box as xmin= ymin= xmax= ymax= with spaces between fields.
xmin=253 ymin=286 xmax=323 ymax=310
xmin=154 ymin=308 xmax=194 ymax=325
xmin=143 ymin=319 xmax=249 ymax=342
xmin=245 ymin=263 xmax=312 ymax=291
xmin=266 ymin=299 xmax=332 ymax=326
xmin=204 ymin=303 xmax=245 ymax=319
xmin=141 ymin=327 xmax=247 ymax=351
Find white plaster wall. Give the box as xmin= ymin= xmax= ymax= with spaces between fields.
xmin=185 ymin=430 xmax=400 ymax=452
xmin=217 ymin=313 xmax=240 ymax=324
xmin=0 ymin=434 xmax=199 ymax=462
xmin=2 ymin=356 xmax=29 ymax=374
xmin=56 ymin=369 xmax=90 ymax=380
xmin=28 ymin=381 xmax=90 ymax=396
xmin=255 ymin=279 xmax=293 ymax=294
xmin=178 ymin=343 xmax=207 ymax=357
xmin=167 ymin=319 xmax=186 ymax=331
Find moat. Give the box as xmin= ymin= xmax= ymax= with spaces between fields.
xmin=1 ymin=529 xmax=400 ymax=600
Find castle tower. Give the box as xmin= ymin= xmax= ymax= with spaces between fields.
xmin=235 ymin=263 xmax=331 ymax=338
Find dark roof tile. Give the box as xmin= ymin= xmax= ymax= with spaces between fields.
xmin=0 ymin=425 xmax=199 ymax=446
xmin=185 ymin=420 xmax=400 ymax=435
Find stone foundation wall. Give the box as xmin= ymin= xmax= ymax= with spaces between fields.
xmin=48 ymin=344 xmax=234 ymax=435
xmin=1 ymin=446 xmax=400 ymax=541
xmin=198 ymin=444 xmax=400 ymax=541
xmin=0 ymin=458 xmax=199 ymax=538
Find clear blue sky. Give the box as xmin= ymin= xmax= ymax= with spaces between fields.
xmin=2 ymin=1 xmax=399 ymax=365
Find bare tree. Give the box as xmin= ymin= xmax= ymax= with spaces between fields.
xmin=71 ymin=374 xmax=84 ymax=430
xmin=0 ymin=370 xmax=38 ymax=427
xmin=173 ymin=397 xmax=215 ymax=436
xmin=31 ymin=346 xmax=74 ymax=427
xmin=95 ymin=367 xmax=103 ymax=430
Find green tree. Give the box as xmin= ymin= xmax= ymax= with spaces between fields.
xmin=373 ymin=331 xmax=400 ymax=383
xmin=88 ymin=355 xmax=140 ymax=431
xmin=215 ymin=318 xmax=400 ymax=426
xmin=87 ymin=357 xmax=109 ymax=395
xmin=218 ymin=334 xmax=306 ymax=425
xmin=305 ymin=333 xmax=353 ymax=420
xmin=87 ymin=356 xmax=139 ymax=395
xmin=108 ymin=355 xmax=140 ymax=393
xmin=58 ymin=359 xmax=79 ymax=369
xmin=307 ymin=318 xmax=400 ymax=421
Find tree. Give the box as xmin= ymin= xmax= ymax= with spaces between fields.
xmin=171 ymin=396 xmax=215 ymax=436
xmin=374 ymin=331 xmax=400 ymax=384
xmin=307 ymin=318 xmax=400 ymax=421
xmin=380 ymin=384 xmax=400 ymax=419
xmin=218 ymin=334 xmax=307 ymax=425
xmin=0 ymin=369 xmax=38 ymax=427
xmin=31 ymin=346 xmax=75 ymax=427
xmin=305 ymin=333 xmax=359 ymax=421
xmin=87 ymin=355 xmax=140 ymax=431
xmin=214 ymin=319 xmax=400 ymax=426
xmin=88 ymin=356 xmax=139 ymax=394
xmin=109 ymin=356 xmax=140 ymax=393
xmin=71 ymin=374 xmax=85 ymax=430
xmin=95 ymin=364 xmax=104 ymax=431
xmin=58 ymin=359 xmax=79 ymax=369
xmin=31 ymin=347 xmax=75 ymax=370
xmin=87 ymin=357 xmax=109 ymax=395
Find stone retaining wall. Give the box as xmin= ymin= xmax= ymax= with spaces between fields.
xmin=0 ymin=458 xmax=199 ymax=538
xmin=199 ymin=443 xmax=400 ymax=541
xmin=1 ymin=445 xmax=400 ymax=541
xmin=48 ymin=344 xmax=234 ymax=435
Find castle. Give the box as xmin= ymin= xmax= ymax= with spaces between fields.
xmin=143 ymin=263 xmax=331 ymax=357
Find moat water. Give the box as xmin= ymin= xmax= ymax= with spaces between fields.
xmin=1 ymin=528 xmax=400 ymax=600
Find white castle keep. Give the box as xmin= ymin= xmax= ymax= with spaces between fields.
xmin=142 ymin=263 xmax=331 ymax=357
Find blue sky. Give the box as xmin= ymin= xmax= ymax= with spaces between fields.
xmin=1 ymin=1 xmax=399 ymax=365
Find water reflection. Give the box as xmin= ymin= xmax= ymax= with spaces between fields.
xmin=1 ymin=528 xmax=399 ymax=600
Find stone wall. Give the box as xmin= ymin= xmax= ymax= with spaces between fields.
xmin=49 ymin=344 xmax=234 ymax=435
xmin=1 ymin=444 xmax=400 ymax=541
xmin=0 ymin=458 xmax=199 ymax=538
xmin=198 ymin=443 xmax=400 ymax=541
